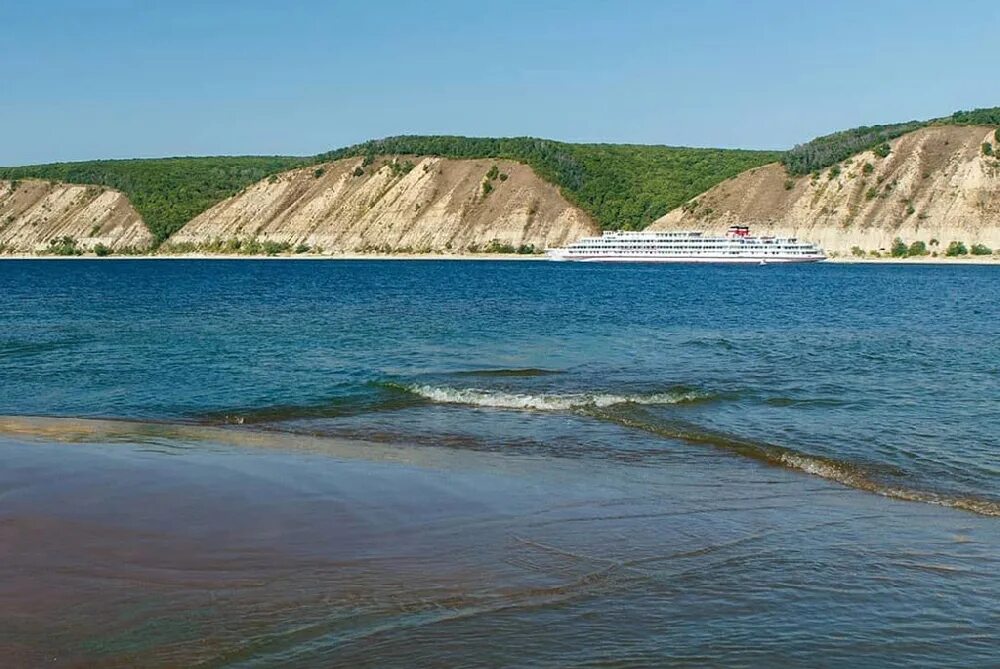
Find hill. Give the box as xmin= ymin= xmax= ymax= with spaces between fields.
xmin=0 ymin=156 xmax=309 ymax=243
xmin=651 ymin=125 xmax=1000 ymax=256
xmin=0 ymin=179 xmax=153 ymax=254
xmin=0 ymin=139 xmax=779 ymax=249
xmin=166 ymin=156 xmax=597 ymax=253
xmin=319 ymin=136 xmax=781 ymax=232
xmin=1 ymin=106 xmax=997 ymax=255
xmin=783 ymin=106 xmax=1000 ymax=175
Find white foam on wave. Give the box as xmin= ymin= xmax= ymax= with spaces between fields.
xmin=777 ymin=452 xmax=1000 ymax=516
xmin=777 ymin=451 xmax=858 ymax=485
xmin=403 ymin=385 xmax=705 ymax=411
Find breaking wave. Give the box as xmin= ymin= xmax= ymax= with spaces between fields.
xmin=391 ymin=383 xmax=714 ymax=411
xmin=139 ymin=376 xmax=1000 ymax=518
xmin=588 ymin=406 xmax=1000 ymax=517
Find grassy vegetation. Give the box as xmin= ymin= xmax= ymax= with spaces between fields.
xmin=0 ymin=156 xmax=308 ymax=243
xmin=479 ymin=240 xmax=541 ymax=254
xmin=45 ymin=236 xmax=83 ymax=256
xmin=159 ymin=237 xmax=299 ymax=256
xmin=783 ymin=106 xmax=1000 ymax=175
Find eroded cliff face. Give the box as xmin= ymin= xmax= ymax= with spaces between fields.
xmin=0 ymin=179 xmax=152 ymax=253
xmin=651 ymin=126 xmax=1000 ymax=254
xmin=167 ymin=156 xmax=598 ymax=252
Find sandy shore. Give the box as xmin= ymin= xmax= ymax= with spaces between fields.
xmin=0 ymin=252 xmax=548 ymax=261
xmin=825 ymin=255 xmax=999 ymax=265
xmin=2 ymin=414 xmax=997 ymax=667
xmin=1 ymin=252 xmax=997 ymax=263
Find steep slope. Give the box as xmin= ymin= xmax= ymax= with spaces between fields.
xmin=651 ymin=126 xmax=1000 ymax=254
xmin=0 ymin=179 xmax=153 ymax=253
xmin=1 ymin=139 xmax=779 ymax=243
xmin=0 ymin=157 xmax=308 ymax=242
xmin=167 ymin=157 xmax=598 ymax=252
xmin=320 ymin=136 xmax=781 ymax=231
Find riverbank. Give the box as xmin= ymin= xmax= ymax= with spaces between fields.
xmin=3 ymin=253 xmax=999 ymax=264
xmin=826 ymin=255 xmax=999 ymax=264
xmin=2 ymin=257 xmax=998 ymax=667
xmin=0 ymin=252 xmax=548 ymax=261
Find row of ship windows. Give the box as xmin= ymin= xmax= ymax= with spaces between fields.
xmin=574 ymin=239 xmax=809 ymax=246
xmin=568 ymin=250 xmax=815 ymax=255
xmin=574 ymin=242 xmax=806 ymax=246
xmin=570 ymin=246 xmax=815 ymax=251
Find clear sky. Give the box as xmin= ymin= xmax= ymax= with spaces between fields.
xmin=3 ymin=0 xmax=998 ymax=165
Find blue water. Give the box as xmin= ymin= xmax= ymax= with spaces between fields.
xmin=2 ymin=259 xmax=997 ymax=510
xmin=0 ymin=259 xmax=998 ymax=666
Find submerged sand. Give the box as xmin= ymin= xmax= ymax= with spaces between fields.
xmin=1 ymin=416 xmax=997 ymax=666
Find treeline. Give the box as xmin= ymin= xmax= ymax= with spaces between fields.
xmin=946 ymin=108 xmax=1000 ymax=125
xmin=322 ymin=135 xmax=586 ymax=189
xmin=783 ymin=106 xmax=1000 ymax=175
xmin=782 ymin=121 xmax=925 ymax=175
xmin=1 ymin=138 xmax=776 ymax=237
xmin=0 ymin=156 xmax=307 ymax=242
xmin=321 ymin=136 xmax=779 ymax=230
xmin=4 ymin=105 xmax=998 ymax=240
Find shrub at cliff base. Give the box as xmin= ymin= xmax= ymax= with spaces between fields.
xmin=945 ymin=241 xmax=969 ymax=256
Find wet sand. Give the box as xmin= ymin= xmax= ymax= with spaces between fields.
xmin=1 ymin=418 xmax=996 ymax=667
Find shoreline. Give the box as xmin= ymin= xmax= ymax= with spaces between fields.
xmin=824 ymin=255 xmax=999 ymax=265
xmin=4 ymin=417 xmax=995 ymax=667
xmin=0 ymin=252 xmax=549 ymax=261
xmin=0 ymin=252 xmax=997 ymax=264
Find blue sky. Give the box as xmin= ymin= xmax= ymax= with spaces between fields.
xmin=3 ymin=0 xmax=998 ymax=164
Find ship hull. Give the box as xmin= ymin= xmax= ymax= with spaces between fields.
xmin=546 ymin=253 xmax=825 ymax=263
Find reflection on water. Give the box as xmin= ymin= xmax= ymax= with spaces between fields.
xmin=0 ymin=421 xmax=997 ymax=667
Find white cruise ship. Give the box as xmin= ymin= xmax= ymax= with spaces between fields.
xmin=546 ymin=226 xmax=825 ymax=263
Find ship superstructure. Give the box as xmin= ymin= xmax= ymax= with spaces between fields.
xmin=546 ymin=226 xmax=825 ymax=263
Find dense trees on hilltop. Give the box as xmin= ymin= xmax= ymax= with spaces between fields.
xmin=3 ymin=106 xmax=998 ymax=240
xmin=783 ymin=106 xmax=1000 ymax=176
xmin=321 ymin=136 xmax=779 ymax=230
xmin=948 ymin=108 xmax=1000 ymax=125
xmin=783 ymin=122 xmax=925 ymax=175
xmin=0 ymin=156 xmax=307 ymax=242
xmin=321 ymin=136 xmax=589 ymax=191
xmin=2 ymin=139 xmax=776 ymax=237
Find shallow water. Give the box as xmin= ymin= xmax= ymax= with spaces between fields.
xmin=0 ymin=259 xmax=998 ymax=666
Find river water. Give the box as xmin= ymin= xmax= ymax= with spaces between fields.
xmin=0 ymin=259 xmax=997 ymax=667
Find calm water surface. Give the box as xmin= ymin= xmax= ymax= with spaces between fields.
xmin=0 ymin=259 xmax=997 ymax=667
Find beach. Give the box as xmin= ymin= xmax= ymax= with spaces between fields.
xmin=2 ymin=252 xmax=999 ymax=264
xmin=2 ymin=415 xmax=997 ymax=667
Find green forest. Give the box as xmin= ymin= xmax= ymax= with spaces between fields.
xmin=783 ymin=106 xmax=1000 ymax=175
xmin=2 ymin=106 xmax=998 ymax=242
